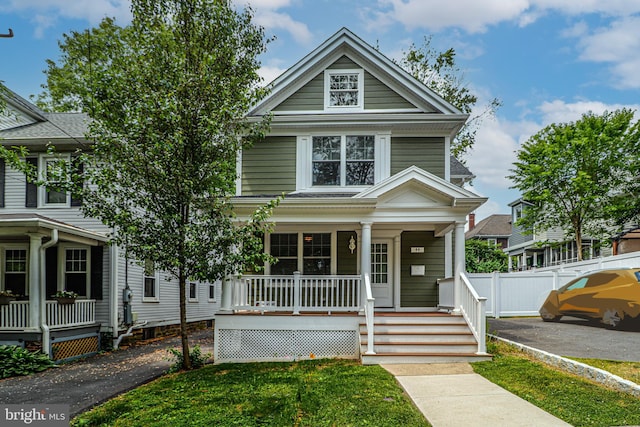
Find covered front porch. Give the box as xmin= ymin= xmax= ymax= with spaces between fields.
xmin=216 ymin=167 xmax=488 ymax=363
xmin=0 ymin=214 xmax=107 ymax=360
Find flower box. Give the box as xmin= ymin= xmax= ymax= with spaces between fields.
xmin=0 ymin=295 xmax=16 ymax=305
xmin=54 ymin=297 xmax=76 ymax=305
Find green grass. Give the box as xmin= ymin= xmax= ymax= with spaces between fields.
xmin=567 ymin=357 xmax=640 ymax=385
xmin=71 ymin=359 xmax=429 ymax=427
xmin=472 ymin=340 xmax=640 ymax=427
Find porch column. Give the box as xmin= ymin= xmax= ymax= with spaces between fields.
xmin=27 ymin=233 xmax=43 ymax=329
xmin=360 ymin=222 xmax=372 ymax=277
xmin=453 ymin=221 xmax=465 ymax=313
xmin=220 ymin=277 xmax=233 ymax=312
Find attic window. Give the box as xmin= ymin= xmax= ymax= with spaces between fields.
xmin=325 ymin=69 xmax=364 ymax=110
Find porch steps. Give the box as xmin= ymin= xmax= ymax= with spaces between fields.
xmin=359 ymin=312 xmax=491 ymax=365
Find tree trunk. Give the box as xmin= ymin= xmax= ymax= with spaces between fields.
xmin=179 ymin=269 xmax=192 ymax=369
xmin=575 ymin=226 xmax=583 ymax=262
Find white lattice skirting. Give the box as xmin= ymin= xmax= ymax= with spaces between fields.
xmin=216 ymin=328 xmax=359 ymax=363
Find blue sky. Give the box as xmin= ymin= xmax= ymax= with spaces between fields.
xmin=2 ymin=0 xmax=640 ymax=221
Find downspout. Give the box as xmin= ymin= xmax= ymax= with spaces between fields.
xmin=40 ymin=229 xmax=58 ymax=357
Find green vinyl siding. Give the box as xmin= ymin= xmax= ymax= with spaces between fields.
xmin=337 ymin=231 xmax=358 ymax=275
xmin=241 ymin=136 xmax=296 ymax=195
xmin=391 ymin=137 xmax=445 ymax=178
xmin=364 ymin=72 xmax=414 ymax=110
xmin=400 ymin=231 xmax=444 ymax=307
xmin=274 ymin=56 xmax=414 ymax=111
xmin=273 ymin=73 xmax=324 ymax=111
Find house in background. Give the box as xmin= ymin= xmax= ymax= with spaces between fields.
xmin=215 ymin=28 xmax=489 ymax=364
xmin=504 ymin=198 xmax=604 ymax=271
xmin=465 ymin=213 xmax=511 ymax=249
xmin=612 ymin=227 xmax=640 ymax=255
xmin=0 ymin=88 xmax=219 ymax=361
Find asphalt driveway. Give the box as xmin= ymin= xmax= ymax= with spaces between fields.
xmin=488 ymin=317 xmax=640 ymax=362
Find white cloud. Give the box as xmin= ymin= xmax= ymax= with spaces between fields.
xmin=537 ymin=99 xmax=640 ymax=124
xmin=1 ymin=0 xmax=132 ymax=36
xmin=258 ymin=64 xmax=287 ymax=85
xmin=367 ymin=0 xmax=640 ymax=34
xmin=571 ymin=16 xmax=640 ymax=89
xmin=239 ymin=0 xmax=312 ymax=45
xmin=376 ymin=0 xmax=530 ymax=33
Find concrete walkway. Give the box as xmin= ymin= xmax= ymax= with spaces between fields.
xmin=382 ymin=363 xmax=572 ymax=427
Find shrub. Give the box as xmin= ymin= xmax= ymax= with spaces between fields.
xmin=0 ymin=345 xmax=55 ymax=379
xmin=166 ymin=345 xmax=211 ymax=373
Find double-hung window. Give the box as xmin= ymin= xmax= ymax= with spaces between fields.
xmin=4 ymin=249 xmax=27 ymax=296
xmin=325 ymin=69 xmax=363 ymax=110
xmin=312 ymin=135 xmax=374 ymax=186
xmin=270 ymin=233 xmax=298 ymax=275
xmin=302 ymin=233 xmax=331 ymax=275
xmin=64 ymin=248 xmax=88 ymax=297
xmin=143 ymin=259 xmax=159 ymax=302
xmin=40 ymin=155 xmax=70 ymax=207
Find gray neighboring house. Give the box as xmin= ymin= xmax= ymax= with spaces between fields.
xmin=465 ymin=214 xmax=511 ymax=249
xmin=504 ymin=198 xmax=604 ymax=271
xmin=0 ymin=87 xmax=219 ymax=361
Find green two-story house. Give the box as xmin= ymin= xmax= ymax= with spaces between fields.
xmin=214 ymin=28 xmax=489 ymax=364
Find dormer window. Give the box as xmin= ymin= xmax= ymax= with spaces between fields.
xmin=325 ymin=69 xmax=364 ymax=110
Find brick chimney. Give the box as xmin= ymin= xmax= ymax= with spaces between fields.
xmin=468 ymin=213 xmax=476 ymax=230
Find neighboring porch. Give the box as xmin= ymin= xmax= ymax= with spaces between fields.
xmin=0 ymin=214 xmax=107 ymax=361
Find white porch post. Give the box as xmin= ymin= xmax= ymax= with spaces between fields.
xmin=220 ymin=277 xmax=233 ymax=312
xmin=360 ymin=222 xmax=372 ymax=277
xmin=26 ymin=233 xmax=42 ymax=329
xmin=453 ymin=222 xmax=465 ymax=313
xmin=444 ymin=231 xmax=452 ymax=278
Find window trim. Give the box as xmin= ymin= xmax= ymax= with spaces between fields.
xmin=324 ymin=69 xmax=364 ymax=111
xmin=208 ymin=283 xmax=216 ymax=302
xmin=188 ymin=282 xmax=198 ymax=302
xmin=296 ymin=133 xmax=390 ymax=192
xmin=142 ymin=259 xmax=160 ymax=302
xmin=57 ymin=244 xmax=90 ymax=298
xmin=266 ymin=231 xmax=337 ymax=275
xmin=39 ymin=154 xmax=71 ymax=208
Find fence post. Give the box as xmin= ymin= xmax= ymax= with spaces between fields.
xmin=493 ymin=271 xmax=500 ymax=319
xmin=293 ymin=271 xmax=301 ymax=315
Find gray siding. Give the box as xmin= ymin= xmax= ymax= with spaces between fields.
xmin=391 ymin=137 xmax=445 ymax=178
xmin=241 ymin=136 xmax=296 ymax=195
xmin=401 ymin=231 xmax=444 ymax=307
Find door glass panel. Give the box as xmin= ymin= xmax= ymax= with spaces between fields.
xmin=371 ymin=243 xmax=388 ymax=284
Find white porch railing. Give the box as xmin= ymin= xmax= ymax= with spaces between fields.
xmin=362 ymin=273 xmax=375 ymax=355
xmin=0 ymin=300 xmax=96 ymax=330
xmin=460 ymin=272 xmax=487 ymax=354
xmin=0 ymin=301 xmax=29 ymax=330
xmin=232 ymin=273 xmax=362 ymax=313
xmin=47 ymin=300 xmax=96 ymax=328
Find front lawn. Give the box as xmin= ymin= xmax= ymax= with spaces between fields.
xmin=72 ymin=359 xmax=429 ymax=427
xmin=472 ymin=340 xmax=640 ymax=427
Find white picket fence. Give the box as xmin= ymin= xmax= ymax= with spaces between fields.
xmin=467 ymin=251 xmax=640 ymax=318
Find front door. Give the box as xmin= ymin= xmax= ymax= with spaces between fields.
xmin=371 ymin=240 xmax=393 ymax=307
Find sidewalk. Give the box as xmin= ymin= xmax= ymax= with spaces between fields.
xmin=383 ymin=363 xmax=571 ymax=427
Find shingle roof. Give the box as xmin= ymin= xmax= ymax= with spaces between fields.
xmin=466 ymin=214 xmax=511 ymax=239
xmin=0 ymin=112 xmax=89 ymax=140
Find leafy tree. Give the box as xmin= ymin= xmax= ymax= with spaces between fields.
xmin=509 ymin=109 xmax=640 ymax=261
xmin=397 ymin=36 xmax=501 ymax=160
xmin=4 ymin=0 xmax=277 ymax=369
xmin=31 ymin=17 xmax=129 ymax=113
xmin=465 ymin=239 xmax=508 ymax=273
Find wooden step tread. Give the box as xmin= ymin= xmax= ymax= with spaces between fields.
xmin=360 ymin=331 xmax=472 ymax=336
xmin=368 ymin=352 xmax=484 ymax=357
xmin=364 ymin=342 xmax=475 ymax=346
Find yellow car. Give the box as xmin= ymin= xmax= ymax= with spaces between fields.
xmin=539 ymin=268 xmax=640 ymax=329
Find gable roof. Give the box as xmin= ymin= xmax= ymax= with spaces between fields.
xmin=0 ymin=86 xmax=88 ymax=143
xmin=249 ymin=28 xmax=467 ymax=124
xmin=466 ymin=214 xmax=512 ymax=239
xmin=355 ymin=165 xmax=486 ymax=208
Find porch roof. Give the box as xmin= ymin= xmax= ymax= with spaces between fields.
xmin=0 ymin=214 xmax=108 ymax=245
